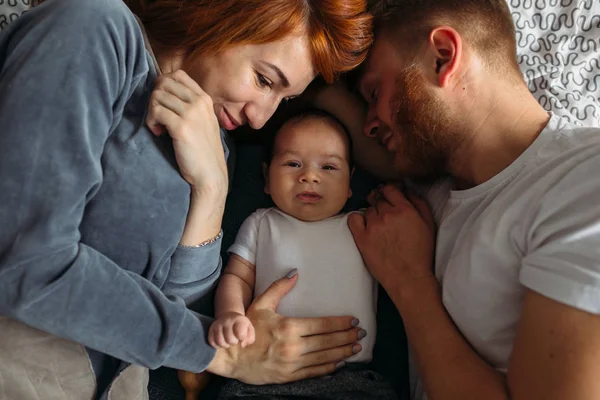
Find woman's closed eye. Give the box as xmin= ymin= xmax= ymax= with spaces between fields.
xmin=255 ymin=71 xmax=273 ymax=89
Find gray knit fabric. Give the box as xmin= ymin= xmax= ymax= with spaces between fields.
xmin=219 ymin=368 xmax=399 ymax=400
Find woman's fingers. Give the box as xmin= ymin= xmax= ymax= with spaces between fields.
xmin=301 ymin=327 xmax=363 ymax=354
xmin=250 ymin=271 xmax=299 ymax=312
xmin=291 ymin=315 xmax=358 ymax=336
xmin=292 ymin=363 xmax=337 ymax=382
xmin=156 ymin=76 xmax=196 ymax=104
xmin=300 ymin=343 xmax=360 ymax=368
xmin=168 ymin=69 xmax=205 ymax=97
xmin=146 ymin=99 xmax=180 ymax=136
xmin=151 ymin=89 xmax=188 ymax=117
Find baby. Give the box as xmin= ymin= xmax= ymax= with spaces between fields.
xmin=208 ymin=110 xmax=377 ymax=364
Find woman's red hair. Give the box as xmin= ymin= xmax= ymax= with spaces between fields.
xmin=126 ymin=0 xmax=372 ymax=83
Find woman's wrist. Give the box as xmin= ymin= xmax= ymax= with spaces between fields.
xmin=179 ymin=186 xmax=226 ymax=247
xmin=191 ymin=179 xmax=228 ymax=201
xmin=206 ymin=346 xmax=238 ymax=379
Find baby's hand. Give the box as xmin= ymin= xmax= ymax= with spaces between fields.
xmin=208 ymin=312 xmax=256 ymax=349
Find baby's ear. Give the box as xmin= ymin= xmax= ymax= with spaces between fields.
xmin=263 ymin=162 xmax=270 ymax=194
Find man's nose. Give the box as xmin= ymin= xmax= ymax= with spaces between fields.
xmin=363 ymin=107 xmax=380 ymax=138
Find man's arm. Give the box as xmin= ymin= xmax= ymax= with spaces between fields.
xmin=394 ymin=277 xmax=509 ymax=400
xmin=508 ymin=290 xmax=600 ymax=399
xmin=350 ymin=183 xmax=600 ymax=400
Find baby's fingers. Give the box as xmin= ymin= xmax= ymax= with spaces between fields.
xmin=208 ymin=324 xmax=229 ymax=349
xmin=233 ymin=319 xmax=249 ymax=342
xmin=224 ymin=325 xmax=240 ymax=346
xmin=246 ymin=323 xmax=256 ymax=346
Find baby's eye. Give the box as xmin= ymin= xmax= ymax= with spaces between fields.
xmin=285 ymin=161 xmax=301 ymax=168
xmin=322 ymin=165 xmax=337 ymax=171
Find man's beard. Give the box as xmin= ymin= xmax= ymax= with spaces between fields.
xmin=389 ymin=63 xmax=462 ymax=183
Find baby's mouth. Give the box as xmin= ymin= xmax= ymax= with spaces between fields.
xmin=296 ymin=192 xmax=322 ymax=203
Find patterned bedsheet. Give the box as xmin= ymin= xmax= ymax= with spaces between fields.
xmin=510 ymin=0 xmax=600 ymax=127
xmin=1 ymin=0 xmax=599 ymax=126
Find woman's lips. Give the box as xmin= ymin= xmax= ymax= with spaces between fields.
xmin=219 ymin=107 xmax=240 ymax=131
xmin=296 ymin=192 xmax=322 ymax=203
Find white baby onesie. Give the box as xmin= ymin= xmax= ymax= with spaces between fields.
xmin=228 ymin=208 xmax=378 ymax=363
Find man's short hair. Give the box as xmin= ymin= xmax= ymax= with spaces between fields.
xmin=370 ymin=0 xmax=521 ymax=77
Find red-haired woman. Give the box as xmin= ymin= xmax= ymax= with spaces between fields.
xmin=0 ymin=0 xmax=372 ymax=399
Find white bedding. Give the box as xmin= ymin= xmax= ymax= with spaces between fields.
xmin=1 ymin=0 xmax=599 ymax=126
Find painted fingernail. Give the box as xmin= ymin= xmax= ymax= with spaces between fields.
xmin=357 ymin=329 xmax=367 ymax=339
xmin=352 ymin=345 xmax=361 ymax=354
xmin=351 ymin=318 xmax=360 ymax=327
xmin=336 ymin=361 xmax=346 ymax=369
xmin=285 ymin=268 xmax=298 ymax=279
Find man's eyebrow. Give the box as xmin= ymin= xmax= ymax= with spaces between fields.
xmin=261 ymin=61 xmax=290 ymax=88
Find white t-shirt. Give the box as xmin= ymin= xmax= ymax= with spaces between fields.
xmin=411 ymin=114 xmax=600 ymax=400
xmin=228 ymin=208 xmax=378 ymax=363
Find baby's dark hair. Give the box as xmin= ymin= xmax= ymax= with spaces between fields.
xmin=265 ymin=108 xmax=354 ymax=169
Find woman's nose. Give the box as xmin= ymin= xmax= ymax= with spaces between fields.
xmin=245 ymin=97 xmax=280 ymax=130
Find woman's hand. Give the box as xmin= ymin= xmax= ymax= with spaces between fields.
xmin=348 ymin=184 xmax=437 ymax=304
xmin=207 ymin=271 xmax=364 ymax=384
xmin=146 ymin=70 xmax=228 ymax=194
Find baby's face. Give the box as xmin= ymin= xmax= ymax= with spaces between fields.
xmin=265 ymin=117 xmax=352 ymax=222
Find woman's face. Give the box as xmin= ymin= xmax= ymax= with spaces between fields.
xmin=190 ymin=35 xmax=316 ymax=131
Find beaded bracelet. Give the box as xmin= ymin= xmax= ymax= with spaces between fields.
xmin=179 ymin=230 xmax=223 ymax=249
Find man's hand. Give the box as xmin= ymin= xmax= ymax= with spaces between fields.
xmin=348 ymin=184 xmax=436 ymax=297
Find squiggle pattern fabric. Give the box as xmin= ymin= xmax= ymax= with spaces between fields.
xmin=1 ymin=1 xmax=599 ymax=126
xmin=0 ymin=0 xmax=28 ymax=31
xmin=511 ymin=0 xmax=600 ymax=127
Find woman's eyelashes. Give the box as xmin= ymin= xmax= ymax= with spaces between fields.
xmin=256 ymin=71 xmax=273 ymax=89
xmin=256 ymin=71 xmax=295 ymax=104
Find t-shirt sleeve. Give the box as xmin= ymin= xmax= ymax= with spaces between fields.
xmin=521 ymin=153 xmax=600 ymax=314
xmin=227 ymin=210 xmax=265 ymax=265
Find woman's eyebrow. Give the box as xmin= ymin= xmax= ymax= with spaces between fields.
xmin=260 ymin=61 xmax=290 ymax=88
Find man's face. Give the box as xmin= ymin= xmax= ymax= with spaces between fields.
xmin=359 ymin=36 xmax=459 ymax=181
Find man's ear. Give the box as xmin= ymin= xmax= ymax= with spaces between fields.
xmin=428 ymin=26 xmax=462 ymax=88
xmin=263 ymin=162 xmax=270 ymax=194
